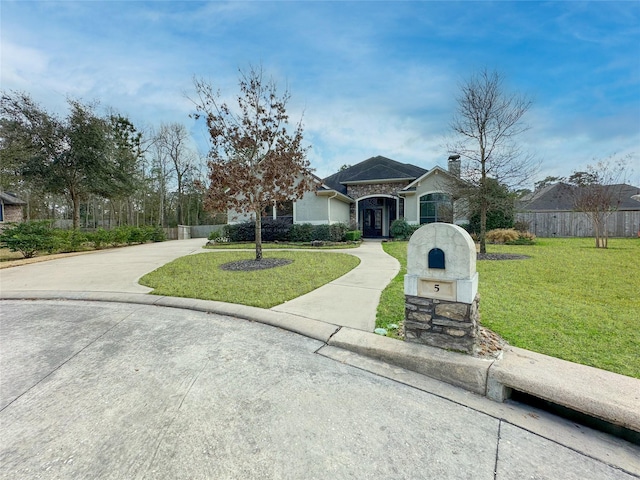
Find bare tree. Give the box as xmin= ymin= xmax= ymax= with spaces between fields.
xmin=447 ymin=69 xmax=538 ymax=253
xmin=191 ymin=66 xmax=314 ymax=260
xmin=154 ymin=123 xmax=197 ymax=225
xmin=568 ymin=155 xmax=631 ymax=248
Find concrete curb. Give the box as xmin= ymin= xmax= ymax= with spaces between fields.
xmin=488 ymin=346 xmax=640 ymax=433
xmin=0 ymin=291 xmax=340 ymax=343
xmin=2 ymin=291 xmax=639 ymax=433
xmin=328 ymin=327 xmax=493 ymax=396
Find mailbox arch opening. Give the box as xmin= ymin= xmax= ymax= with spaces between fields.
xmin=428 ymin=248 xmax=445 ymax=269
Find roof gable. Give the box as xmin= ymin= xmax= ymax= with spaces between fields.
xmin=323 ymin=156 xmax=427 ymax=194
xmin=402 ymin=165 xmax=458 ymax=191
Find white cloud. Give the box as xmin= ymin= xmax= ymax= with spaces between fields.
xmin=0 ymin=42 xmax=49 ymax=86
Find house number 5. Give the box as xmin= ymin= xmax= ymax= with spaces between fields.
xmin=434 ymin=284 xmax=440 ymax=292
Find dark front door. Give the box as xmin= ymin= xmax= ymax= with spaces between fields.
xmin=363 ymin=207 xmax=383 ymax=237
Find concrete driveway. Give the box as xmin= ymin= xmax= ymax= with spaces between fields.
xmin=2 ymin=300 xmax=637 ymax=479
xmin=0 ymin=238 xmax=208 ymax=293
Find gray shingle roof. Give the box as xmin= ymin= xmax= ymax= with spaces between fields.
xmin=520 ymin=183 xmax=640 ymax=211
xmin=322 ymin=156 xmax=427 ymax=195
xmin=0 ymin=192 xmax=26 ymax=205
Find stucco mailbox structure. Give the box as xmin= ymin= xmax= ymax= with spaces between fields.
xmin=404 ymin=223 xmax=479 ymax=353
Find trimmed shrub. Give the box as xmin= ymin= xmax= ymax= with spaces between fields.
xmin=0 ymin=221 xmax=56 ymax=258
xmin=312 ymin=224 xmax=331 ymax=241
xmin=88 ymin=228 xmax=115 ymax=249
xmin=146 ymin=226 xmax=166 ymax=242
xmin=111 ymin=226 xmax=131 ymax=245
xmin=329 ymin=223 xmax=349 ymax=242
xmin=390 ymin=218 xmax=412 ymax=240
xmin=345 ymin=230 xmax=362 ymax=241
xmin=290 ymin=223 xmax=314 ymax=242
xmin=486 ymin=228 xmax=520 ymax=244
xmin=223 ymin=222 xmax=255 ymax=242
xmin=208 ymin=230 xmax=221 ymax=241
xmin=261 ymin=218 xmax=292 ymax=242
xmin=220 ymin=221 xmax=349 ymax=244
xmin=52 ymin=229 xmax=88 ymax=253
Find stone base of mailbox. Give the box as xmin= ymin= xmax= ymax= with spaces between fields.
xmin=404 ymin=294 xmax=479 ymax=354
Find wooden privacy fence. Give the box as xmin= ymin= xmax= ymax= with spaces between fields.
xmin=516 ymin=211 xmax=640 ymax=238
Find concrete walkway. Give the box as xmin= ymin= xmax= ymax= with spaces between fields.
xmin=271 ymin=240 xmax=399 ymax=331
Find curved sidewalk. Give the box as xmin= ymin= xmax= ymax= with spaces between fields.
xmin=270 ymin=240 xmax=400 ymax=331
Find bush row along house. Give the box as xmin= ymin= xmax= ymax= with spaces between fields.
xmin=229 ymin=155 xmax=467 ymax=239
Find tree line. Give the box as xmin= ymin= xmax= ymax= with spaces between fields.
xmin=0 ymin=92 xmax=223 ymax=230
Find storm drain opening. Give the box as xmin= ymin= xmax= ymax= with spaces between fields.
xmin=507 ymin=390 xmax=639 ymax=446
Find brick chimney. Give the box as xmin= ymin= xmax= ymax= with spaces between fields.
xmin=448 ymin=155 xmax=461 ymax=178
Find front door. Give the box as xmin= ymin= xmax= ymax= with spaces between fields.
xmin=363 ymin=207 xmax=383 ymax=237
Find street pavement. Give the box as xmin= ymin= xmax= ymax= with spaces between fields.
xmin=1 ymin=300 xmax=638 ymax=479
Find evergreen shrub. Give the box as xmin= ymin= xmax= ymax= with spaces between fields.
xmin=0 ymin=221 xmax=56 ymax=258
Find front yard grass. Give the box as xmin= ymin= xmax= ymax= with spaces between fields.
xmin=139 ymin=250 xmax=360 ymax=308
xmin=379 ymin=238 xmax=640 ymax=379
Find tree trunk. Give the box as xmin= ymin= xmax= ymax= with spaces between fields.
xmin=72 ymin=192 xmax=80 ymax=230
xmin=255 ymin=211 xmax=263 ymax=261
xmin=479 ymin=196 xmax=488 ymax=254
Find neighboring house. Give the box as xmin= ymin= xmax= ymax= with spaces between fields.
xmin=0 ymin=192 xmax=26 ymax=225
xmin=517 ymin=183 xmax=640 ymax=237
xmin=230 ymin=155 xmax=465 ymax=238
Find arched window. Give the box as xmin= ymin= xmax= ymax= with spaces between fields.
xmin=419 ymin=193 xmax=452 ymax=224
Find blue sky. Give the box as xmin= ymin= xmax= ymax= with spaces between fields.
xmin=2 ymin=1 xmax=639 ymax=186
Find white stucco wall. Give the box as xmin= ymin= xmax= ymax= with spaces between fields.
xmin=403 ymin=171 xmax=468 ymax=225
xmin=404 ymin=194 xmax=418 ymax=224
xmin=294 ymin=191 xmax=329 ymax=224
xmin=329 ymin=197 xmax=351 ymax=224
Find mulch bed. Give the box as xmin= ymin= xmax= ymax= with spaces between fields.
xmin=219 ymin=258 xmax=293 ymax=271
xmin=477 ymin=253 xmax=530 ymax=261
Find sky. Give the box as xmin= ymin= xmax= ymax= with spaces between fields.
xmin=2 ymin=1 xmax=639 ymax=187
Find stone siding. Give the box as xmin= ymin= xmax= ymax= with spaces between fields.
xmin=347 ymin=181 xmax=410 ymax=226
xmin=404 ymin=294 xmax=479 ymax=353
xmin=346 ymin=181 xmax=411 ymax=200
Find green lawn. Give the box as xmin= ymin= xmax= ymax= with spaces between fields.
xmin=140 ymin=250 xmax=360 ymax=308
xmin=379 ymin=238 xmax=640 ymax=379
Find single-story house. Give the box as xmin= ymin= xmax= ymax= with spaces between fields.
xmin=517 ymin=182 xmax=640 ymax=237
xmin=0 ymin=191 xmax=26 ymax=224
xmin=230 ymin=155 xmax=465 ymax=238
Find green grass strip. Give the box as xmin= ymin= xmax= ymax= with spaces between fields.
xmin=379 ymin=238 xmax=640 ymax=379
xmin=140 ymin=250 xmax=360 ymax=309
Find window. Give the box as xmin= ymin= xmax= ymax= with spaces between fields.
xmin=419 ymin=193 xmax=452 ymax=224
xmin=276 ymin=201 xmax=293 ymax=217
